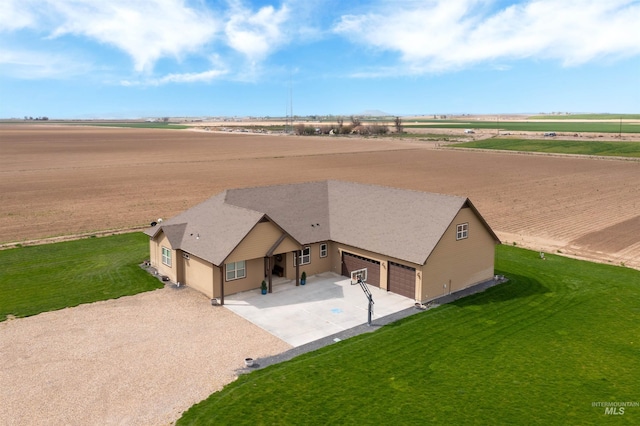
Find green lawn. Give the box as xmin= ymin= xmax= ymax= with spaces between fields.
xmin=528 ymin=114 xmax=640 ymax=120
xmin=0 ymin=233 xmax=162 ymax=320
xmin=0 ymin=121 xmax=189 ymax=129
xmin=178 ymin=245 xmax=640 ymax=425
xmin=405 ymin=121 xmax=639 ymax=133
xmin=453 ymin=138 xmax=640 ymax=158
xmin=78 ymin=122 xmax=189 ymax=129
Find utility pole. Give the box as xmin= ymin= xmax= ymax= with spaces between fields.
xmin=288 ymin=70 xmax=293 ymax=134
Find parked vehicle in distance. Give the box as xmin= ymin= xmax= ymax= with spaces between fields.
xmin=464 ymin=129 xmax=475 ymax=134
xmin=544 ymin=132 xmax=557 ymax=137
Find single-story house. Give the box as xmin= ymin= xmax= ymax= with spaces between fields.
xmin=145 ymin=180 xmax=500 ymax=304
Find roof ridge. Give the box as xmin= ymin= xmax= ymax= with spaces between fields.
xmin=222 ymin=189 xmax=267 ymax=215
xmin=328 ymin=179 xmax=466 ymax=200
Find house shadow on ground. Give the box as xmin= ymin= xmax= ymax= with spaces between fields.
xmin=450 ymin=272 xmax=548 ymax=307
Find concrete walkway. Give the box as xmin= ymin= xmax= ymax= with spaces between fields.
xmin=233 ymin=275 xmax=508 ymax=372
xmin=224 ymin=272 xmax=414 ymax=347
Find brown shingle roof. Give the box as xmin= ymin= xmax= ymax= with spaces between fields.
xmin=145 ymin=192 xmax=266 ymax=265
xmin=326 ymin=181 xmax=467 ymax=264
xmin=145 ymin=180 xmax=497 ymax=266
xmin=224 ymin=180 xmax=331 ymax=244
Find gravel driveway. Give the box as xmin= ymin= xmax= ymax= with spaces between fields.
xmin=0 ymin=286 xmax=291 ymax=425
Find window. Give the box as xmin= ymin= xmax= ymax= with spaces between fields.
xmin=226 ymin=261 xmax=246 ymax=281
xmin=456 ymin=223 xmax=469 ymax=240
xmin=294 ymin=247 xmax=311 ymax=266
xmin=320 ymin=243 xmax=328 ymax=258
xmin=162 ymin=247 xmax=172 ymax=267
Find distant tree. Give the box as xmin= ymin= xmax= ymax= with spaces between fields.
xmin=293 ymin=124 xmax=315 ymax=135
xmin=394 ymin=116 xmax=403 ymax=133
xmin=294 ymin=123 xmax=305 ymax=135
xmin=369 ymin=124 xmax=389 ymax=135
xmin=162 ymin=117 xmax=169 ymax=122
xmin=340 ymin=124 xmax=354 ymax=134
xmin=350 ymin=115 xmax=361 ymax=127
xmin=318 ymin=125 xmax=332 ymax=134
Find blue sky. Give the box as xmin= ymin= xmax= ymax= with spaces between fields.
xmin=1 ymin=0 xmax=639 ymax=118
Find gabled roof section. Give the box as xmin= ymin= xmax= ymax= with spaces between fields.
xmin=224 ymin=181 xmax=331 ymax=244
xmin=463 ymin=199 xmax=501 ymax=244
xmin=147 ymin=192 xmax=265 ymax=265
xmin=327 ymin=181 xmax=467 ymax=264
xmin=161 ymin=223 xmax=187 ymax=248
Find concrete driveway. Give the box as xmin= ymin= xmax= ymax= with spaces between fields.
xmin=224 ymin=272 xmax=414 ymax=347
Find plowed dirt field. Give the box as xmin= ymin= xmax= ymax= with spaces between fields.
xmin=1 ymin=124 xmax=638 ymax=268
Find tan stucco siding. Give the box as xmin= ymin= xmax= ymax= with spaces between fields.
xmin=153 ymin=232 xmax=178 ymax=283
xmin=226 ymin=221 xmax=299 ymax=263
xmin=182 ymin=253 xmax=215 ymax=299
xmin=294 ymin=242 xmax=332 ymax=278
xmin=273 ymin=236 xmax=300 ymax=255
xmin=285 ymin=251 xmax=296 ymax=279
xmin=212 ymin=265 xmax=222 ymax=299
xmin=149 ymin=237 xmax=158 ymax=268
xmin=421 ymin=207 xmax=496 ymax=302
xmin=223 ymin=258 xmax=263 ymax=295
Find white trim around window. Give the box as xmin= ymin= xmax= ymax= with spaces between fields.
xmin=456 ymin=223 xmax=469 ymax=240
xmin=162 ymin=246 xmax=172 ymax=267
xmin=320 ymin=243 xmax=328 ymax=258
xmin=294 ymin=247 xmax=311 ymax=266
xmin=226 ymin=260 xmax=246 ymax=281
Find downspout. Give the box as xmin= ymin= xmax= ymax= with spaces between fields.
xmin=267 ymin=257 xmax=273 ymax=293
xmin=295 ymin=250 xmax=300 ymax=286
xmin=220 ymin=265 xmax=225 ymax=306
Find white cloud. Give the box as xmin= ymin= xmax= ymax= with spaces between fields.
xmin=0 ymin=47 xmax=93 ymax=79
xmin=224 ymin=2 xmax=290 ymax=63
xmin=334 ymin=0 xmax=640 ymax=73
xmin=1 ymin=0 xmax=295 ymax=80
xmin=45 ymin=0 xmax=220 ymax=73
xmin=122 ymin=68 xmax=228 ymax=86
xmin=6 ymin=0 xmax=636 ymax=83
xmin=0 ymin=0 xmax=38 ymax=32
